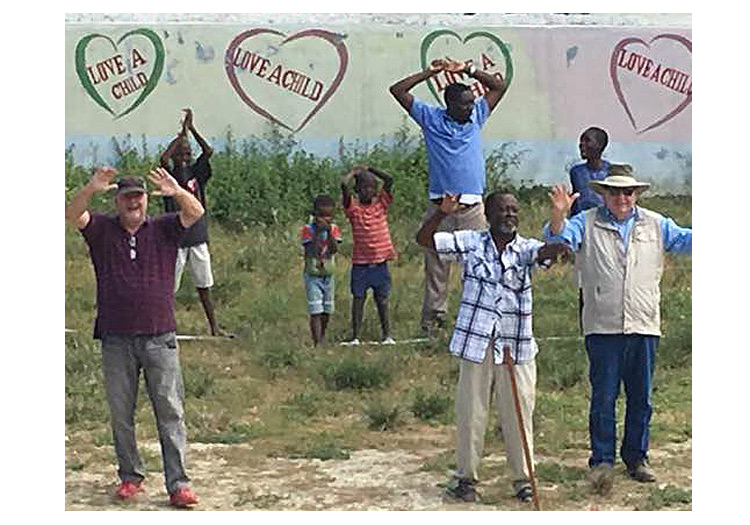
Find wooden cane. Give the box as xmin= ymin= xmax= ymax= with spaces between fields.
xmin=503 ymin=345 xmax=540 ymax=511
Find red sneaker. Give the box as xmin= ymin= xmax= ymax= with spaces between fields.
xmin=169 ymin=486 xmax=198 ymax=508
xmin=115 ymin=481 xmax=143 ymax=500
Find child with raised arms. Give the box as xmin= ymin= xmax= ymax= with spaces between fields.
xmin=341 ymin=166 xmax=397 ymax=344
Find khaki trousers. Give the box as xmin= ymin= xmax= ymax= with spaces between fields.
xmin=420 ymin=201 xmax=487 ymax=329
xmin=454 ymin=344 xmax=537 ymax=490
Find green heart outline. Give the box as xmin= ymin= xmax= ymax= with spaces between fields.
xmin=75 ymin=28 xmax=165 ymax=119
xmin=420 ymin=29 xmax=514 ymax=106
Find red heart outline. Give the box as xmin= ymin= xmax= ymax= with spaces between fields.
xmin=609 ymin=33 xmax=691 ymax=134
xmin=225 ymin=29 xmax=349 ymax=132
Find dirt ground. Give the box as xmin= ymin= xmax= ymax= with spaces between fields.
xmin=65 ymin=433 xmax=692 ymax=511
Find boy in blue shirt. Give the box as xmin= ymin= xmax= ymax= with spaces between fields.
xmin=569 ymin=127 xmax=611 ymax=216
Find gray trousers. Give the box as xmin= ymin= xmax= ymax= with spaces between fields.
xmin=420 ymin=201 xmax=488 ymax=329
xmin=101 ymin=332 xmax=190 ymax=494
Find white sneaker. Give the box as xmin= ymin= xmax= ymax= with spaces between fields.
xmin=381 ymin=337 xmax=396 ymax=345
xmin=342 ymin=338 xmax=360 ymax=346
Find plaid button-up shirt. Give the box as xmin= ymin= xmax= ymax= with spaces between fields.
xmin=434 ymin=230 xmax=546 ymax=364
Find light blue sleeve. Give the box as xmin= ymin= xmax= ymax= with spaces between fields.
xmin=409 ymin=98 xmax=429 ymax=128
xmin=475 ymin=97 xmax=490 ymax=128
xmin=543 ymin=213 xmax=586 ymax=252
xmin=661 ymin=216 xmax=692 ymax=255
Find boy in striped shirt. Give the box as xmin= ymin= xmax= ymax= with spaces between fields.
xmin=341 ymin=166 xmax=397 ymax=344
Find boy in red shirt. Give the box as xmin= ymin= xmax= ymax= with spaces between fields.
xmin=341 ymin=166 xmax=397 ymax=344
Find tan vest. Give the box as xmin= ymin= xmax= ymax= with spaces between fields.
xmin=579 ymin=207 xmax=663 ymax=336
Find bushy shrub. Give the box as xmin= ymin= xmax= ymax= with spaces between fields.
xmin=183 ymin=365 xmax=216 ymax=399
xmin=319 ymin=355 xmax=393 ymax=391
xmin=364 ymin=399 xmax=402 ymax=431
xmin=410 ymin=387 xmax=452 ymax=421
xmin=65 ymin=122 xmax=541 ymax=229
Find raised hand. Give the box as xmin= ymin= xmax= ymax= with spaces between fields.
xmin=148 ymin=167 xmax=181 ymax=197
xmin=439 ymin=194 xmax=461 ymax=215
xmin=548 ymin=185 xmax=579 ymax=218
xmin=182 ymin=108 xmax=194 ymax=131
xmin=441 ymin=57 xmax=470 ymax=73
xmin=429 ymin=58 xmax=448 ymax=72
xmin=315 ymin=215 xmax=332 ymax=230
xmin=89 ymin=167 xmax=118 ymax=193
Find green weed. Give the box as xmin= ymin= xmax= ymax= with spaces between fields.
xmin=259 ymin=345 xmax=303 ymax=371
xmin=319 ymin=355 xmax=394 ymax=391
xmin=642 ymin=484 xmax=692 ymax=510
xmin=93 ymin=431 xmax=113 ymax=447
xmin=67 ymin=460 xmax=85 ymax=471
xmin=281 ymin=391 xmax=321 ymax=419
xmin=183 ymin=365 xmax=216 ymax=399
xmin=410 ymin=387 xmax=452 ymax=422
xmin=194 ymin=423 xmax=259 ymax=444
xmin=535 ymin=462 xmax=586 ymax=484
xmin=287 ymin=434 xmax=351 ymax=461
xmin=364 ymin=399 xmax=403 ymax=431
xmin=419 ymin=450 xmax=455 ymax=473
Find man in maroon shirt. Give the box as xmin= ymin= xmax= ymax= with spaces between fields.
xmin=65 ymin=166 xmax=203 ymax=507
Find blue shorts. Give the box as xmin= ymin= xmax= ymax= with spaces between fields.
xmin=350 ymin=262 xmax=391 ymax=299
xmin=304 ymin=273 xmax=334 ymax=314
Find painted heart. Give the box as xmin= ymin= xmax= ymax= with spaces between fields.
xmin=420 ymin=29 xmax=513 ymax=105
xmin=75 ymin=28 xmax=165 ymax=119
xmin=609 ymin=34 xmax=692 ymax=134
xmin=225 ymin=29 xmax=348 ymax=132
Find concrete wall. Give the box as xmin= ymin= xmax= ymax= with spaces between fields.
xmin=65 ymin=13 xmax=692 ymax=193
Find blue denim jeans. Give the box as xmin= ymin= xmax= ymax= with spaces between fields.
xmin=304 ymin=273 xmax=334 ymax=314
xmin=101 ymin=332 xmax=190 ymax=494
xmin=585 ymin=334 xmax=658 ymax=469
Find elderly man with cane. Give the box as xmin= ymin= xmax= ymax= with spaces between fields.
xmin=417 ymin=191 xmax=569 ymax=505
xmin=545 ymin=164 xmax=692 ymax=493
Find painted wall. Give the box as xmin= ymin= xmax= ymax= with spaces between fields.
xmin=65 ymin=14 xmax=692 ymax=193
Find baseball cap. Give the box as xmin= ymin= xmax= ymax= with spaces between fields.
xmin=115 ymin=176 xmax=147 ymax=196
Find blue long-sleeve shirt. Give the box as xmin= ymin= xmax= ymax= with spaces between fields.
xmin=569 ymin=161 xmax=610 ymax=216
xmin=544 ymin=206 xmax=692 ymax=255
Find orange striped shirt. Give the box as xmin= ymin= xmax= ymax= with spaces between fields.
xmin=344 ymin=189 xmax=397 ymax=264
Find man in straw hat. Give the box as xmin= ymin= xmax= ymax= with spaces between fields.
xmin=65 ymin=167 xmax=203 ymax=507
xmin=545 ymin=164 xmax=692 ymax=492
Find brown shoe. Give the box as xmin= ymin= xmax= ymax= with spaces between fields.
xmin=627 ymin=460 xmax=656 ymax=483
xmin=588 ymin=463 xmax=614 ymax=495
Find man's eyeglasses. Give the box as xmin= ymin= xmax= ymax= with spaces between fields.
xmin=128 ymin=236 xmax=136 ymax=260
xmin=607 ymin=187 xmax=636 ymax=197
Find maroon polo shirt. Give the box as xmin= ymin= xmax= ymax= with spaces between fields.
xmin=80 ymin=212 xmax=185 ymax=338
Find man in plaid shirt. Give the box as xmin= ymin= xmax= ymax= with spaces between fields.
xmin=417 ymin=191 xmax=569 ymax=503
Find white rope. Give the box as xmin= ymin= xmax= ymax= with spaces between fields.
xmin=64 ymin=330 xmax=588 ymax=342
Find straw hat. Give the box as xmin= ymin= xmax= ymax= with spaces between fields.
xmin=589 ymin=164 xmax=650 ymax=194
